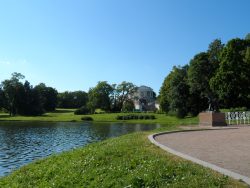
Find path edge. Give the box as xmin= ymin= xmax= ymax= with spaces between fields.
xmin=148 ymin=130 xmax=250 ymax=186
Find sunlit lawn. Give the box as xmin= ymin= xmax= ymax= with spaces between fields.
xmin=0 ymin=108 xmax=198 ymax=126
xmin=0 ymin=125 xmax=247 ymax=187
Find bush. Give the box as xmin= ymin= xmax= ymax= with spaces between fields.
xmin=81 ymin=116 xmax=93 ymax=121
xmin=229 ymin=107 xmax=248 ymax=112
xmin=150 ymin=115 xmax=156 ymax=119
xmin=115 ymin=114 xmax=156 ymax=120
xmin=74 ymin=106 xmax=90 ymax=115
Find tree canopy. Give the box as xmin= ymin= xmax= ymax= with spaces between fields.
xmin=159 ymin=35 xmax=250 ymax=117
xmin=1 ymin=73 xmax=58 ymax=116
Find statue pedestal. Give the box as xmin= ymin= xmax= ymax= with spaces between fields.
xmin=199 ymin=112 xmax=227 ymax=126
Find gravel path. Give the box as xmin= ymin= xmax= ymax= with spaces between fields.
xmin=155 ymin=126 xmax=250 ymax=178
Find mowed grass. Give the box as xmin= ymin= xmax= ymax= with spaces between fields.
xmin=0 ymin=108 xmax=198 ymax=126
xmin=0 ymin=126 xmax=246 ymax=187
xmin=0 ymin=110 xmax=246 ymax=187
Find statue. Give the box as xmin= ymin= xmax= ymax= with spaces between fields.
xmin=206 ymin=95 xmax=219 ymax=112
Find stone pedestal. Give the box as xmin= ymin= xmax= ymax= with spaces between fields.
xmin=199 ymin=112 xmax=227 ymax=126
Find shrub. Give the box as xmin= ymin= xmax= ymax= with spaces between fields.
xmin=116 ymin=115 xmax=123 ymax=120
xmin=139 ymin=115 xmax=144 ymax=119
xmin=229 ymin=107 xmax=248 ymax=112
xmin=81 ymin=116 xmax=93 ymax=121
xmin=116 ymin=114 xmax=156 ymax=120
xmin=74 ymin=106 xmax=90 ymax=115
xmin=150 ymin=115 xmax=156 ymax=119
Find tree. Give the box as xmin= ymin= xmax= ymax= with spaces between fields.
xmin=187 ymin=52 xmax=214 ymax=115
xmin=121 ymin=99 xmax=135 ymax=112
xmin=111 ymin=81 xmax=136 ymax=111
xmin=1 ymin=72 xmax=25 ymax=116
xmin=207 ymin=39 xmax=224 ymax=71
xmin=57 ymin=91 xmax=88 ymax=109
xmin=34 ymin=83 xmax=58 ymax=111
xmin=159 ymin=71 xmax=174 ymax=112
xmin=160 ymin=66 xmax=189 ymax=118
xmin=245 ymin=33 xmax=250 ymax=40
xmin=17 ymin=81 xmax=44 ymax=115
xmin=87 ymin=81 xmax=113 ymax=113
xmin=0 ymin=87 xmax=4 ymax=109
xmin=210 ymin=38 xmax=250 ymax=108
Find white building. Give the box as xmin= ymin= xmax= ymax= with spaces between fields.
xmin=132 ymin=86 xmax=157 ymax=111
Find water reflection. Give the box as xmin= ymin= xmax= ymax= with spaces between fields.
xmin=0 ymin=121 xmax=160 ymax=176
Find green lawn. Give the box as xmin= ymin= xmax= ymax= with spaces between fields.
xmin=0 ymin=125 xmax=246 ymax=187
xmin=0 ymin=110 xmax=247 ymax=187
xmin=0 ymin=108 xmax=198 ymax=126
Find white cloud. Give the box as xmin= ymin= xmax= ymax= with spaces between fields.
xmin=0 ymin=58 xmax=29 ymax=66
xmin=0 ymin=60 xmax=11 ymax=65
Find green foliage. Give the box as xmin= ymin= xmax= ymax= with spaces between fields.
xmin=245 ymin=33 xmax=250 ymax=40
xmin=57 ymin=91 xmax=88 ymax=109
xmin=159 ymin=66 xmax=189 ymax=118
xmin=34 ymin=83 xmax=58 ymax=112
xmin=1 ymin=72 xmax=25 ymax=116
xmin=87 ymin=81 xmax=114 ymax=113
xmin=111 ymin=81 xmax=136 ymax=112
xmin=121 ymin=99 xmax=135 ymax=112
xmin=1 ymin=73 xmax=58 ymax=116
xmin=81 ymin=116 xmax=93 ymax=121
xmin=0 ymin=129 xmax=244 ymax=187
xmin=210 ymin=38 xmax=250 ymax=108
xmin=74 ymin=106 xmax=91 ymax=115
xmin=116 ymin=114 xmax=156 ymax=120
xmin=187 ymin=52 xmax=213 ymax=115
xmin=160 ymin=36 xmax=250 ymax=117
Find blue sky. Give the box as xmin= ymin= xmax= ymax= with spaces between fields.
xmin=0 ymin=0 xmax=249 ymax=94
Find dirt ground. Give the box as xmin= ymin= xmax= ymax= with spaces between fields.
xmin=155 ymin=126 xmax=250 ymax=178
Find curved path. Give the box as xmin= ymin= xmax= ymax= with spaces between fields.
xmin=149 ymin=126 xmax=250 ymax=185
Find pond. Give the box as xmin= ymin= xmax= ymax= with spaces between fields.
xmin=0 ymin=121 xmax=160 ymax=177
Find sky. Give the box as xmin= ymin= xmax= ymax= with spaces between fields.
xmin=0 ymin=0 xmax=249 ymax=94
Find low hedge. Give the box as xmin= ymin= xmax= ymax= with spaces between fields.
xmin=116 ymin=114 xmax=156 ymax=120
xmin=81 ymin=116 xmax=93 ymax=121
xmin=74 ymin=106 xmax=90 ymax=115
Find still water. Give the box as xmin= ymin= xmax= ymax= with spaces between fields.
xmin=0 ymin=121 xmax=160 ymax=177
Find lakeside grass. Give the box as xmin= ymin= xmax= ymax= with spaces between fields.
xmin=0 ymin=109 xmax=246 ymax=187
xmin=0 ymin=125 xmax=246 ymax=187
xmin=0 ymin=108 xmax=198 ymax=125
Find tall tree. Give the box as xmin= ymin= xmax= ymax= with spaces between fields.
xmin=160 ymin=66 xmax=189 ymax=118
xmin=87 ymin=81 xmax=113 ymax=112
xmin=0 ymin=87 xmax=4 ymax=109
xmin=34 ymin=83 xmax=58 ymax=111
xmin=207 ymin=39 xmax=224 ymax=71
xmin=245 ymin=33 xmax=250 ymax=40
xmin=187 ymin=52 xmax=215 ymax=115
xmin=159 ymin=71 xmax=174 ymax=112
xmin=111 ymin=81 xmax=136 ymax=111
xmin=1 ymin=72 xmax=25 ymax=116
xmin=210 ymin=38 xmax=250 ymax=108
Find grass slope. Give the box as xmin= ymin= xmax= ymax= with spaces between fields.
xmin=0 ymin=126 xmax=247 ymax=187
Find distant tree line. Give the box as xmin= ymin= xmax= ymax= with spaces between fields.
xmin=0 ymin=73 xmax=57 ymax=116
xmin=0 ymin=73 xmax=137 ymax=115
xmin=159 ymin=34 xmax=250 ymax=118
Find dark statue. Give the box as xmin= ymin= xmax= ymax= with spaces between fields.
xmin=206 ymin=95 xmax=219 ymax=112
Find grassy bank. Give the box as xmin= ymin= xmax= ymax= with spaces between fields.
xmin=0 ymin=109 xmax=198 ymax=125
xmin=0 ymin=125 xmax=246 ymax=187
